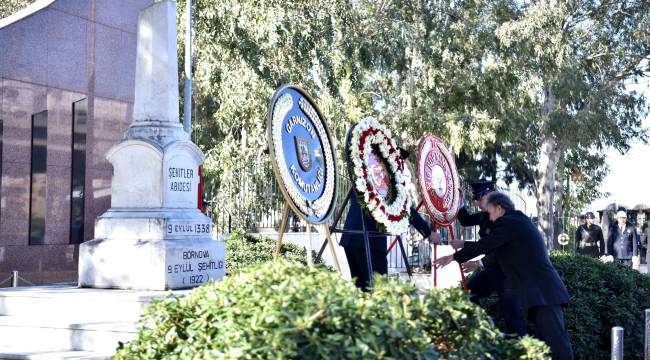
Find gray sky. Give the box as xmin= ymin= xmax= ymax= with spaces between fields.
xmin=589 ymin=80 xmax=650 ymax=212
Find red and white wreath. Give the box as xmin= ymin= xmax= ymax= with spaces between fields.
xmin=349 ymin=118 xmax=411 ymax=234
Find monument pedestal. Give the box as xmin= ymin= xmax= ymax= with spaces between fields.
xmin=78 ymin=0 xmax=225 ymax=291
xmin=78 ymin=137 xmax=226 ymax=290
xmin=79 ymin=238 xmax=224 ymax=290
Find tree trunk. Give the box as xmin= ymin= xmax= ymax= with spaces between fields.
xmin=554 ymin=174 xmax=564 ymax=249
xmin=535 ymin=85 xmax=559 ymax=249
xmin=553 ymin=156 xmax=568 ymax=248
xmin=535 ymin=136 xmax=561 ymax=249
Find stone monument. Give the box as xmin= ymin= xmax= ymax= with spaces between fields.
xmin=78 ymin=0 xmax=225 ymax=290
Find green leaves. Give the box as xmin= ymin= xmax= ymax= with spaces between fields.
xmin=116 ymin=261 xmax=548 ymax=359
xmin=224 ymin=229 xmax=323 ymax=275
xmin=180 ymin=0 xmax=517 ymax=219
xmin=177 ymin=0 xmax=648 ymax=238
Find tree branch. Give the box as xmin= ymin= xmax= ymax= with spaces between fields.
xmin=612 ymin=55 xmax=650 ymax=80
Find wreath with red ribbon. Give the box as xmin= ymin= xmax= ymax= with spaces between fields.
xmin=348 ymin=118 xmax=412 ymax=234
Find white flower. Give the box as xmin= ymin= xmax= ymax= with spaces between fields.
xmin=355 ymin=178 xmax=366 ymax=192
xmin=348 ymin=118 xmax=417 ymax=235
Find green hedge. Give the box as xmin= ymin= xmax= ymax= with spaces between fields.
xmin=116 ymin=260 xmax=548 ymax=359
xmin=225 ymin=229 xmax=322 ymax=275
xmin=478 ymin=252 xmax=650 ymax=359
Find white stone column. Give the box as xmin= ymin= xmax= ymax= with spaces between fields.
xmin=79 ymin=0 xmax=224 ymax=290
xmin=123 ymin=0 xmax=188 ymax=145
xmin=132 ymin=0 xmax=180 ymax=126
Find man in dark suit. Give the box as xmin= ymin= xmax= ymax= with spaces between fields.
xmin=455 ymin=180 xmax=526 ymax=336
xmin=341 ymin=148 xmax=439 ymax=289
xmin=607 ymin=210 xmax=638 ymax=269
xmin=575 ymin=212 xmax=605 ymax=257
xmin=436 ymin=192 xmax=573 ymax=360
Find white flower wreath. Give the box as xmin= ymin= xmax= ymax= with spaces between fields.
xmin=349 ymin=118 xmax=411 ymax=235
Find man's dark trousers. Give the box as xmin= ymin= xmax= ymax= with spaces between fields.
xmin=530 ymin=305 xmax=574 ymax=360
xmin=468 ymin=266 xmax=526 ymax=336
xmin=344 ymin=246 xmax=387 ymax=290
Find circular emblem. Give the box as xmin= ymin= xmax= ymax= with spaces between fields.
xmin=346 ymin=118 xmax=412 ymax=235
xmin=367 ymin=152 xmax=390 ymax=199
xmin=558 ymin=233 xmax=570 ymax=246
xmin=267 ymin=85 xmax=337 ymax=224
xmin=416 ymin=135 xmax=461 ymax=226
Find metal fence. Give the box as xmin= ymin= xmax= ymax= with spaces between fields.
xmin=204 ymin=157 xmax=354 ymax=237
xmin=203 ymin=156 xmax=476 ymax=272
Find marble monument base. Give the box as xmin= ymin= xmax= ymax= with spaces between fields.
xmin=79 ymin=238 xmax=225 ymax=290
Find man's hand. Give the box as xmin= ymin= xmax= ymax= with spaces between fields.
xmin=461 ymin=261 xmax=481 ymax=273
xmin=449 ymin=240 xmax=465 ymax=250
xmin=434 ymin=254 xmax=455 ymax=269
xmin=428 ymin=232 xmax=441 ymax=244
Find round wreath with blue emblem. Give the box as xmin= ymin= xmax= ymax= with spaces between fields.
xmin=267 ymin=85 xmax=337 ymax=224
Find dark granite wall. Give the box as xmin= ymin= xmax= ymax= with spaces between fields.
xmin=0 ymin=0 xmax=154 ymax=285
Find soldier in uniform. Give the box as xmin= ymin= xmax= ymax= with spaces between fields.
xmin=574 ymin=212 xmax=605 ymax=257
xmin=341 ymin=148 xmax=440 ymax=289
xmin=454 ymin=180 xmax=526 ymax=336
xmin=607 ymin=209 xmax=638 ymax=268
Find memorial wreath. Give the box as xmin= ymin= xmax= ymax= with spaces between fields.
xmin=416 ymin=135 xmax=461 ymax=226
xmin=349 ymin=118 xmax=411 ymax=234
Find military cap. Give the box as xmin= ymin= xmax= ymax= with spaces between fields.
xmin=470 ymin=180 xmax=496 ymax=200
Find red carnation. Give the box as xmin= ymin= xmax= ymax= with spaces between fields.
xmin=388 ymin=214 xmax=402 ymax=221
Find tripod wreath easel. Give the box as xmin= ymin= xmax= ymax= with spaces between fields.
xmin=273 ymin=201 xmax=341 ymax=273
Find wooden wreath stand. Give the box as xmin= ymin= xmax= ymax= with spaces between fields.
xmin=272 ymin=202 xmax=342 ymax=273
xmin=431 ymin=218 xmax=468 ymax=290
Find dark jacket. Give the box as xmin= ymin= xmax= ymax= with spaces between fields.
xmin=457 ymin=206 xmax=492 ymax=239
xmin=453 ymin=210 xmax=570 ymax=312
xmin=340 ymin=192 xmax=431 ymax=252
xmin=457 ymin=206 xmax=496 ymax=266
xmin=639 ymin=225 xmax=649 ymax=248
xmin=607 ymin=222 xmax=637 ymax=259
xmin=575 ymin=223 xmax=605 ymax=256
xmin=642 ymin=226 xmax=650 ymax=261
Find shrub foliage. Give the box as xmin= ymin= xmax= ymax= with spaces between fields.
xmin=116 ymin=261 xmax=548 ymax=359
xmin=224 ymin=229 xmax=322 ymax=275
